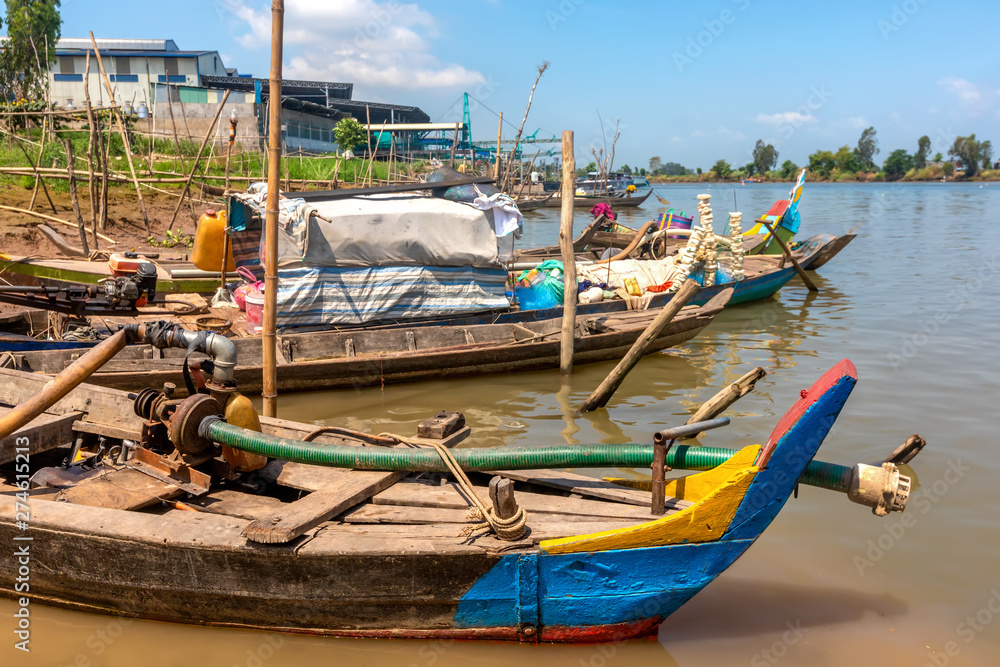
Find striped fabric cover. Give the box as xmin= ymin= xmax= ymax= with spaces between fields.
xmin=276 ymin=265 xmax=509 ymax=327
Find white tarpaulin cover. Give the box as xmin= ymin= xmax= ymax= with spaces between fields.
xmin=232 ymin=189 xmax=510 ymax=326
xmin=275 ymin=193 xmax=501 ymax=269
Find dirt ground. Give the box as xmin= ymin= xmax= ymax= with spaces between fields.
xmin=0 ymin=181 xmax=220 ymax=258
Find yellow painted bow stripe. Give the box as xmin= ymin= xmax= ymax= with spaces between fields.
xmin=541 ymin=445 xmax=760 ymax=554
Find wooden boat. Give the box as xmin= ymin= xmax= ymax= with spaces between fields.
xmin=802 ymin=233 xmax=856 ymax=269
xmin=541 ymin=188 xmax=653 ymax=208
xmin=2 ymin=290 xmax=732 ymax=394
xmin=0 ymin=255 xmax=237 ymax=295
xmin=0 ymin=241 xmax=827 ymax=354
xmin=515 ymin=192 xmax=555 ymax=211
xmin=0 ymin=359 xmax=911 ymax=641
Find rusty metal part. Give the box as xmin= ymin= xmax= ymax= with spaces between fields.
xmin=847 ymin=462 xmax=911 ymax=516
xmin=417 ymin=411 xmax=466 ymax=440
xmin=128 ymin=447 xmax=212 ymax=495
xmin=168 ymin=394 xmax=223 ymax=456
xmin=0 ymin=328 xmax=129 ymax=440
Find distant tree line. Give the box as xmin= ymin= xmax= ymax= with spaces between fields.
xmin=644 ymin=126 xmax=995 ymax=183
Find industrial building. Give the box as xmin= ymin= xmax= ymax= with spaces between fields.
xmin=45 ymin=37 xmax=443 ymax=156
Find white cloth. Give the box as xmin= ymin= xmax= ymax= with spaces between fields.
xmin=471 ymin=190 xmax=523 ymax=238
xmin=577 ymin=257 xmax=678 ymax=301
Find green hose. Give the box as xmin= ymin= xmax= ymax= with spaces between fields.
xmin=203 ymin=419 xmax=855 ymax=494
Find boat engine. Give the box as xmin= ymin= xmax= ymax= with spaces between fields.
xmin=101 ymin=261 xmax=157 ymax=309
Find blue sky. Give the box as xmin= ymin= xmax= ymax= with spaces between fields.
xmin=46 ymin=0 xmax=1000 ymax=171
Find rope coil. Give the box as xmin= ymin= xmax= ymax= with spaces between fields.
xmin=379 ymin=432 xmax=528 ymax=541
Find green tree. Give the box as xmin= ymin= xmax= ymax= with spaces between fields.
xmin=639 ymin=168 xmax=646 ymax=176
xmin=914 ymin=135 xmax=931 ymax=169
xmin=742 ymin=162 xmax=755 ymax=177
xmin=855 ymin=126 xmax=879 ymax=170
xmin=942 ymin=162 xmax=955 ymax=178
xmin=661 ymin=161 xmax=688 ymax=176
xmin=807 ymin=149 xmax=836 ymax=179
xmin=710 ymin=159 xmax=732 ymax=180
xmin=621 ymin=164 xmax=632 ymax=174
xmin=0 ymin=1 xmax=62 ymax=101
xmin=932 ymin=152 xmax=944 ymax=163
xmin=980 ymin=140 xmax=993 ymax=170
xmin=883 ymin=149 xmax=914 ymax=180
xmin=752 ymin=139 xmax=778 ymax=176
xmin=648 ymin=156 xmax=662 ymax=174
xmin=696 ymin=167 xmax=702 ymax=175
xmin=333 ymin=117 xmax=366 ymax=154
xmin=778 ymin=159 xmax=799 ymax=179
xmin=834 ymin=145 xmax=861 ymax=173
xmin=948 ymin=134 xmax=983 ymax=177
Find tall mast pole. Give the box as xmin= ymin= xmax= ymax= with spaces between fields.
xmin=262 ymin=0 xmax=284 ymax=418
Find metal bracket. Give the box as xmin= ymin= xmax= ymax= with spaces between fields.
xmin=127 ymin=447 xmax=211 ymax=496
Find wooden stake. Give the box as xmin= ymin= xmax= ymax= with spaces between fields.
xmin=578 ymin=279 xmax=700 ymax=412
xmin=558 ymin=131 xmax=577 ymax=376
xmin=449 ymin=123 xmax=458 ymax=169
xmin=756 ymin=218 xmax=818 ymax=291
xmin=83 ymin=50 xmax=99 ymax=248
xmin=494 ymin=112 xmax=503 ymax=180
xmin=145 ymin=60 xmax=154 ymax=176
xmin=165 ymin=85 xmax=184 ymax=175
xmin=63 ymin=138 xmax=89 ymax=255
xmin=684 ymin=367 xmax=767 ymax=426
xmin=89 ymin=32 xmax=151 ymax=233
xmin=262 ymin=0 xmax=284 ymax=419
xmin=166 ymin=89 xmax=232 ymax=228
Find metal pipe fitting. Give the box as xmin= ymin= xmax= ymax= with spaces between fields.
xmin=847 ymin=462 xmax=911 ymax=516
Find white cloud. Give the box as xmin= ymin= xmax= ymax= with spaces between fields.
xmin=937 ymin=76 xmax=981 ymax=105
xmin=671 ymin=136 xmax=683 ymax=143
xmin=227 ymin=0 xmax=485 ymax=95
xmin=935 ymin=76 xmax=1000 ymax=119
xmin=846 ymin=116 xmax=867 ymax=129
xmin=755 ymin=111 xmax=816 ymax=126
xmin=927 ymin=106 xmax=939 ymax=115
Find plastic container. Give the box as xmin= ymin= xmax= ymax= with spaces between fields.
xmin=579 ymin=286 xmax=604 ymax=304
xmin=233 ymin=266 xmax=263 ymax=311
xmin=245 ymin=290 xmax=264 ymax=335
xmin=192 ymin=209 xmax=235 ymax=272
xmin=516 ymin=284 xmax=561 ymax=311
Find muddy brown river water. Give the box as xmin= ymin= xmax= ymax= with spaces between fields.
xmin=3 ymin=182 xmax=999 ymax=666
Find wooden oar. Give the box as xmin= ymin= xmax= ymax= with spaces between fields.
xmin=755 ymin=217 xmax=818 ymax=291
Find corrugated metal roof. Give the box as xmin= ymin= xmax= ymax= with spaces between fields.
xmin=55 ymin=38 xmax=179 ymax=52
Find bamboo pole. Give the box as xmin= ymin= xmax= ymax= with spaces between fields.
xmin=83 ymin=50 xmax=99 ymax=248
xmin=89 ymin=32 xmax=151 ymax=233
xmin=63 ymin=138 xmax=90 ymax=255
xmin=166 ymin=89 xmax=232 ymax=227
xmin=494 ymin=112 xmax=503 ymax=180
xmin=502 ymin=62 xmax=548 ymax=193
xmin=756 ymin=218 xmax=818 ymax=291
xmin=577 ymin=279 xmax=700 ymax=413
xmin=0 ymin=205 xmax=115 ymax=244
xmin=559 ymin=131 xmax=577 ymax=376
xmin=262 ymin=0 xmax=284 ymax=419
xmin=684 ymin=367 xmax=767 ymax=426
